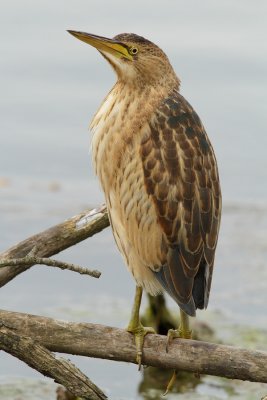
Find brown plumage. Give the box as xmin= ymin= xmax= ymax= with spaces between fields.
xmin=69 ymin=31 xmax=221 ymax=318
xmin=141 ymin=91 xmax=221 ymax=315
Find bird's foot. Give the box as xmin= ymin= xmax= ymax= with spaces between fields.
xmin=166 ymin=327 xmax=192 ymax=352
xmin=127 ymin=323 xmax=155 ymax=370
xmin=164 ymin=326 xmax=192 ymax=395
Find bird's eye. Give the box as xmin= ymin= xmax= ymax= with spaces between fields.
xmin=129 ymin=47 xmax=138 ymax=55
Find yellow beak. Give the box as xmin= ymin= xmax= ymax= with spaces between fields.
xmin=67 ymin=30 xmax=133 ymax=61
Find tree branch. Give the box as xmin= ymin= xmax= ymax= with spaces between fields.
xmin=1 ymin=309 xmax=267 ymax=384
xmin=0 ymin=324 xmax=107 ymax=400
xmin=0 ymin=254 xmax=101 ymax=278
xmin=0 ymin=205 xmax=109 ymax=287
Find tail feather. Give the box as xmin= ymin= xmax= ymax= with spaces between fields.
xmin=192 ymin=260 xmax=208 ymax=309
xmin=153 ymin=247 xmax=210 ymax=317
xmin=154 ymin=253 xmax=196 ymax=317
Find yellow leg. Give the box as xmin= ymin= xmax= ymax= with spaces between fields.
xmin=164 ymin=308 xmax=192 ymax=395
xmin=127 ymin=286 xmax=155 ymax=370
xmin=166 ymin=309 xmax=192 ymax=351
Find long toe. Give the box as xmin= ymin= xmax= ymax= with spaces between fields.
xmin=128 ymin=325 xmax=155 ymax=370
xmin=166 ymin=328 xmax=180 ymax=352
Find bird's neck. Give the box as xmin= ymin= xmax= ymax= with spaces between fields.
xmin=90 ymin=79 xmax=179 ymax=183
xmin=91 ymin=78 xmax=179 ymax=132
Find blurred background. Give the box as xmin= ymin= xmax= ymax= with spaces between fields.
xmin=0 ymin=0 xmax=267 ymax=399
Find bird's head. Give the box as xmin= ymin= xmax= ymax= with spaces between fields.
xmin=68 ymin=31 xmax=179 ymax=90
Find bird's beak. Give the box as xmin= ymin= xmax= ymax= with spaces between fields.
xmin=67 ymin=30 xmax=133 ymax=61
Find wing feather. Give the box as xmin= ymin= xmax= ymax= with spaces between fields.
xmin=140 ymin=90 xmax=221 ymax=313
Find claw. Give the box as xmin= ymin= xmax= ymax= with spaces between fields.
xmin=128 ymin=325 xmax=156 ymax=369
xmin=163 ymin=370 xmax=177 ymax=396
xmin=164 ymin=309 xmax=193 ymax=395
xmin=126 ymin=287 xmax=155 ymax=370
xmin=166 ymin=328 xmax=179 ymax=352
xmin=137 ymin=351 xmax=142 ymax=371
xmin=166 ymin=326 xmax=192 ymax=352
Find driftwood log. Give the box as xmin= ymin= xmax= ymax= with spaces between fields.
xmin=1 ymin=309 xmax=267 ymax=384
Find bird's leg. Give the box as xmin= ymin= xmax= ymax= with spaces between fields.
xmin=127 ymin=286 xmax=155 ymax=370
xmin=163 ymin=308 xmax=192 ymax=395
xmin=166 ymin=308 xmax=192 ymax=351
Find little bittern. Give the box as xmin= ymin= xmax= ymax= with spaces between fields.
xmin=68 ymin=31 xmax=221 ymax=370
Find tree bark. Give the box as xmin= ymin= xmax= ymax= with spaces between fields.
xmin=0 ymin=205 xmax=109 ymax=287
xmin=1 ymin=309 xmax=267 ymax=384
xmin=0 ymin=325 xmax=107 ymax=400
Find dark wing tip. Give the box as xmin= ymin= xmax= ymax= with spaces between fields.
xmin=153 ymin=263 xmax=196 ymax=317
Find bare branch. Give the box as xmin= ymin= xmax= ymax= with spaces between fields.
xmin=0 ymin=205 xmax=109 ymax=287
xmin=1 ymin=309 xmax=267 ymax=384
xmin=0 ymin=254 xmax=101 ymax=278
xmin=0 ymin=325 xmax=107 ymax=400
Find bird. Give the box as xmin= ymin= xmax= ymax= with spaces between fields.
xmin=68 ymin=30 xmax=221 ymax=371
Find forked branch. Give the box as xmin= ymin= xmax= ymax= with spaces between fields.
xmin=1 ymin=309 xmax=267 ymax=384
xmin=0 ymin=205 xmax=109 ymax=287
xmin=0 ymin=324 xmax=107 ymax=400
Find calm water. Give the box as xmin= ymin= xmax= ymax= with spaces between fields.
xmin=0 ymin=1 xmax=267 ymax=399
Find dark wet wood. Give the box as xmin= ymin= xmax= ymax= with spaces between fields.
xmin=1 ymin=309 xmax=267 ymax=384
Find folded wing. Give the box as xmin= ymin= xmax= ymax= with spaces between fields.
xmin=140 ymin=90 xmax=221 ymax=316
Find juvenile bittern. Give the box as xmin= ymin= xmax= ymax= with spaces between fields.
xmin=68 ymin=31 xmax=221 ymax=370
